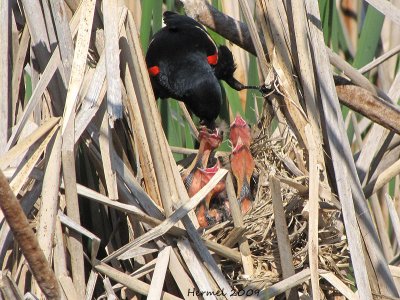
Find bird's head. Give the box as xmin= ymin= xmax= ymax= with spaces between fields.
xmin=198 ymin=126 xmax=223 ymax=150
xmin=214 ymin=45 xmax=236 ymax=83
xmin=198 ymin=161 xmax=226 ymax=208
xmin=215 ymin=46 xmax=260 ymax=91
xmin=181 ymin=67 xmax=223 ymax=127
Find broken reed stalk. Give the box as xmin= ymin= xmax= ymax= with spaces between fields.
xmin=60 ymin=0 xmax=97 ymax=296
xmin=305 ymin=124 xmax=320 ymax=300
xmin=225 ymin=173 xmax=254 ymax=276
xmin=335 ymin=78 xmax=400 ymax=135
xmin=364 ymin=158 xmax=400 ymax=198
xmin=0 ymin=0 xmax=10 ymax=155
xmin=93 ymin=260 xmax=181 ymax=300
xmin=0 ymin=169 xmax=60 ymax=300
xmin=243 ymin=0 xmax=310 ymax=149
xmin=269 ymin=175 xmax=298 ymax=300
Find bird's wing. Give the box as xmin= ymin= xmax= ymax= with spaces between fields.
xmin=163 ymin=11 xmax=206 ymax=32
xmin=162 ymin=11 xmax=217 ymax=55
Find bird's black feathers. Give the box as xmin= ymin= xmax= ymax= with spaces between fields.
xmin=146 ymin=11 xmax=253 ymax=127
xmin=163 ymin=11 xmax=209 ymax=35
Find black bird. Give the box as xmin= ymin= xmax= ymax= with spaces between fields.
xmin=146 ymin=11 xmax=257 ymax=129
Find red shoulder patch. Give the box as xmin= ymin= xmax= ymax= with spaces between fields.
xmin=148 ymin=66 xmax=160 ymax=76
xmin=207 ymin=53 xmax=218 ymax=65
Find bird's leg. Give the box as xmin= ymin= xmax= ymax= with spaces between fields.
xmin=224 ymin=76 xmax=269 ymax=93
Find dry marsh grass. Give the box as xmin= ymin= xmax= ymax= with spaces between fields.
xmin=1 ymin=0 xmax=400 ymax=299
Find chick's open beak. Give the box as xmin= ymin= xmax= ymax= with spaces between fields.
xmin=230 ymin=115 xmax=251 ymax=148
xmin=182 ymin=126 xmax=222 ymax=190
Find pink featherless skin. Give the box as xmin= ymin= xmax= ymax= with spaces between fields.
xmin=181 ymin=127 xmax=225 ymax=227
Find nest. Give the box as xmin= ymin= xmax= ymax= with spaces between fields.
xmin=201 ymin=105 xmax=352 ymax=296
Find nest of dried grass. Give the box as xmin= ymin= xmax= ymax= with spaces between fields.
xmin=202 ymin=105 xmax=352 ymax=296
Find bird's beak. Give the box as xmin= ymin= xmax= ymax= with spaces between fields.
xmin=198 ymin=126 xmax=222 ymax=149
xmin=230 ymin=115 xmax=251 ymax=148
xmin=230 ymin=115 xmax=248 ymax=128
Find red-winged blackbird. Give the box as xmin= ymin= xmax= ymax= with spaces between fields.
xmin=146 ymin=11 xmax=257 ymax=128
